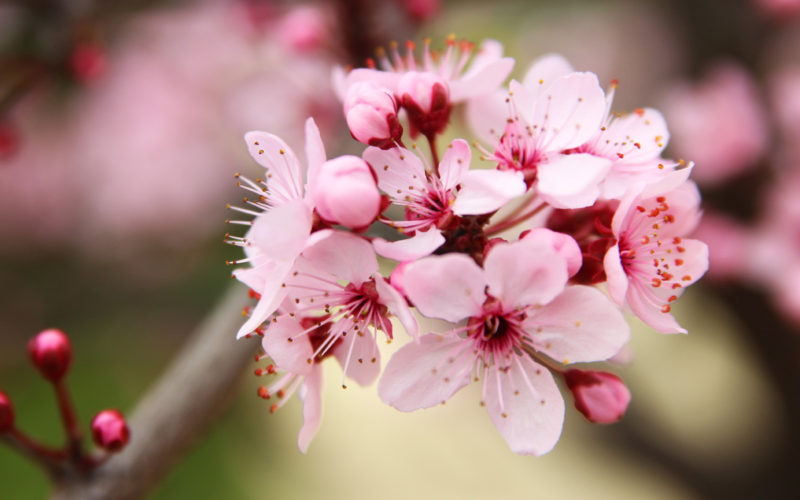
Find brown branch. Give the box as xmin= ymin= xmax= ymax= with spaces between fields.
xmin=51 ymin=285 xmax=256 ymax=500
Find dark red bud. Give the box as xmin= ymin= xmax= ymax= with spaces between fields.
xmin=91 ymin=409 xmax=130 ymax=453
xmin=28 ymin=329 xmax=72 ymax=382
xmin=564 ymin=369 xmax=631 ymax=424
xmin=70 ymin=42 xmax=106 ymax=84
xmin=0 ymin=391 xmax=14 ymax=432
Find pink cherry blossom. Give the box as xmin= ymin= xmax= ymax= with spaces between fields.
xmin=604 ymin=181 xmax=709 ymax=334
xmin=229 ymin=118 xmax=327 ymax=338
xmin=379 ymin=235 xmax=629 ymax=455
xmin=564 ymin=369 xmax=631 ymax=424
xmin=268 ymin=230 xmax=418 ymax=386
xmin=364 ymin=139 xmax=525 ymax=260
xmin=338 ymin=38 xmax=514 ymax=105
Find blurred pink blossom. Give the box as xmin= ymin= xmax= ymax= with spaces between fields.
xmin=662 ymin=62 xmax=768 ymax=186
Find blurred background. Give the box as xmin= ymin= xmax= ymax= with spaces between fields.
xmin=1 ymin=0 xmax=800 ymax=497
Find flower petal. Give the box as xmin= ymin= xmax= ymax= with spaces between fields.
xmin=525 ymin=285 xmax=630 ymax=364
xmin=438 ymin=139 xmax=471 ymax=191
xmin=262 ymin=317 xmax=314 ymax=375
xmin=484 ymin=355 xmax=564 ymax=456
xmin=375 ymin=276 xmax=419 ymax=338
xmin=234 ymin=260 xmax=293 ymax=338
xmin=363 ymin=145 xmax=428 ymax=202
xmin=304 ymin=117 xmax=326 ymax=198
xmin=537 ymin=153 xmax=612 ymax=209
xmin=249 ymin=199 xmax=313 ymax=261
xmin=300 ymin=230 xmax=378 ymax=285
xmin=404 ymin=254 xmax=486 ymax=322
xmin=297 ymin=365 xmax=323 ymax=453
xmin=378 ymin=333 xmax=472 ymax=411
xmin=603 ymin=244 xmax=628 ymax=305
xmin=452 ymin=169 xmax=526 ymax=215
xmin=521 ymin=54 xmax=575 ymax=94
xmin=244 ymin=131 xmax=304 ymax=204
xmin=372 ymin=228 xmax=445 ymax=261
xmin=484 ymin=238 xmax=568 ymax=309
xmin=333 ymin=330 xmax=381 ymax=387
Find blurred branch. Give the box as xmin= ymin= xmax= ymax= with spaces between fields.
xmin=51 ymin=285 xmax=256 ymax=500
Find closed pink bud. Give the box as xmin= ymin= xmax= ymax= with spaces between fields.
xmin=28 ymin=329 xmax=72 ymax=382
xmin=398 ymin=71 xmax=452 ymax=137
xmin=344 ymin=82 xmax=403 ymax=148
xmin=91 ymin=409 xmax=130 ymax=453
xmin=564 ymin=369 xmax=631 ymax=424
xmin=0 ymin=391 xmax=14 ymax=433
xmin=312 ymin=156 xmax=380 ymax=229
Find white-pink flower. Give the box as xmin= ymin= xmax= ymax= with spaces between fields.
xmin=379 ymin=235 xmax=629 ymax=455
xmin=604 ymin=181 xmax=709 ymax=334
xmin=230 ymin=118 xmax=327 ymax=338
xmin=364 ymin=139 xmax=525 ymax=260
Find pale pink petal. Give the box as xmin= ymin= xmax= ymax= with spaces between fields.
xmin=375 ymin=276 xmax=419 ymax=338
xmin=232 ymin=265 xmax=265 ymax=292
xmin=235 ymin=260 xmax=294 ymax=338
xmin=521 ymin=228 xmax=582 ymax=277
xmin=537 ymin=154 xmax=612 ymax=209
xmin=450 ymin=58 xmax=515 ymax=101
xmin=332 ymin=331 xmax=381 ymax=387
xmin=594 ymin=108 xmax=669 ymax=162
xmin=372 ymin=228 xmax=445 ymax=261
xmin=509 ymin=79 xmax=535 ymax=125
xmin=465 ymin=89 xmax=510 ymax=145
xmin=526 ymin=285 xmax=630 ymax=363
xmin=603 ymin=244 xmax=628 ymax=304
xmin=484 ymin=355 xmax=564 ymax=456
xmin=344 ymin=68 xmax=402 ymax=94
xmin=638 ymin=161 xmax=694 ymax=199
xmin=297 ymin=365 xmax=323 ymax=453
xmin=363 ymin=145 xmax=428 ymax=201
xmin=300 ymin=230 xmax=378 ymax=285
xmin=484 ymin=238 xmax=568 ymax=309
xmin=404 ymin=254 xmax=486 ymax=322
xmin=378 ymin=333 xmax=472 ymax=411
xmin=626 ymin=281 xmax=687 ymax=334
xmin=249 ymin=199 xmax=313 ymax=261
xmin=602 ymin=159 xmax=692 ymax=200
xmin=438 ymin=139 xmax=471 ymax=191
xmin=521 ymin=54 xmax=575 ymax=93
xmin=244 ymin=131 xmax=304 ymax=203
xmin=262 ymin=317 xmax=314 ymax=375
xmin=530 ymin=72 xmax=606 ymax=152
xmin=303 ymin=117 xmax=326 ymax=197
xmin=452 ymin=169 xmax=526 ymax=215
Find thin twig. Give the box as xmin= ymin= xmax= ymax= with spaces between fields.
xmin=51 ymin=285 xmax=256 ymax=500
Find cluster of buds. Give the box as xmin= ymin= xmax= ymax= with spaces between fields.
xmin=1 ymin=329 xmax=129 ymax=474
xmin=226 ymin=38 xmax=708 ymax=455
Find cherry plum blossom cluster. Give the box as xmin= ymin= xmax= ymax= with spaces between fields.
xmin=226 ymin=40 xmax=708 ymax=455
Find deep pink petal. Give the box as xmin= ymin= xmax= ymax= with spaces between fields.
xmin=484 ymin=355 xmax=564 ymax=456
xmin=404 ymin=254 xmax=486 ymax=322
xmin=297 ymin=365 xmax=323 ymax=453
xmin=244 ymin=131 xmax=304 ymax=204
xmin=378 ymin=333 xmax=472 ymax=411
xmin=525 ymin=285 xmax=630 ymax=364
xmin=451 ymin=169 xmax=526 ymax=215
xmin=484 ymin=238 xmax=568 ymax=309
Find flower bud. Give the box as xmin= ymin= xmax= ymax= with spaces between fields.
xmin=0 ymin=121 xmax=19 ymax=160
xmin=312 ymin=156 xmax=381 ymax=229
xmin=70 ymin=42 xmax=106 ymax=84
xmin=402 ymin=0 xmax=441 ymax=22
xmin=344 ymin=82 xmax=403 ymax=149
xmin=28 ymin=329 xmax=72 ymax=382
xmin=277 ymin=6 xmax=326 ymax=53
xmin=91 ymin=409 xmax=130 ymax=453
xmin=0 ymin=391 xmax=14 ymax=433
xmin=397 ymin=71 xmax=452 ymax=137
xmin=564 ymin=369 xmax=630 ymax=424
